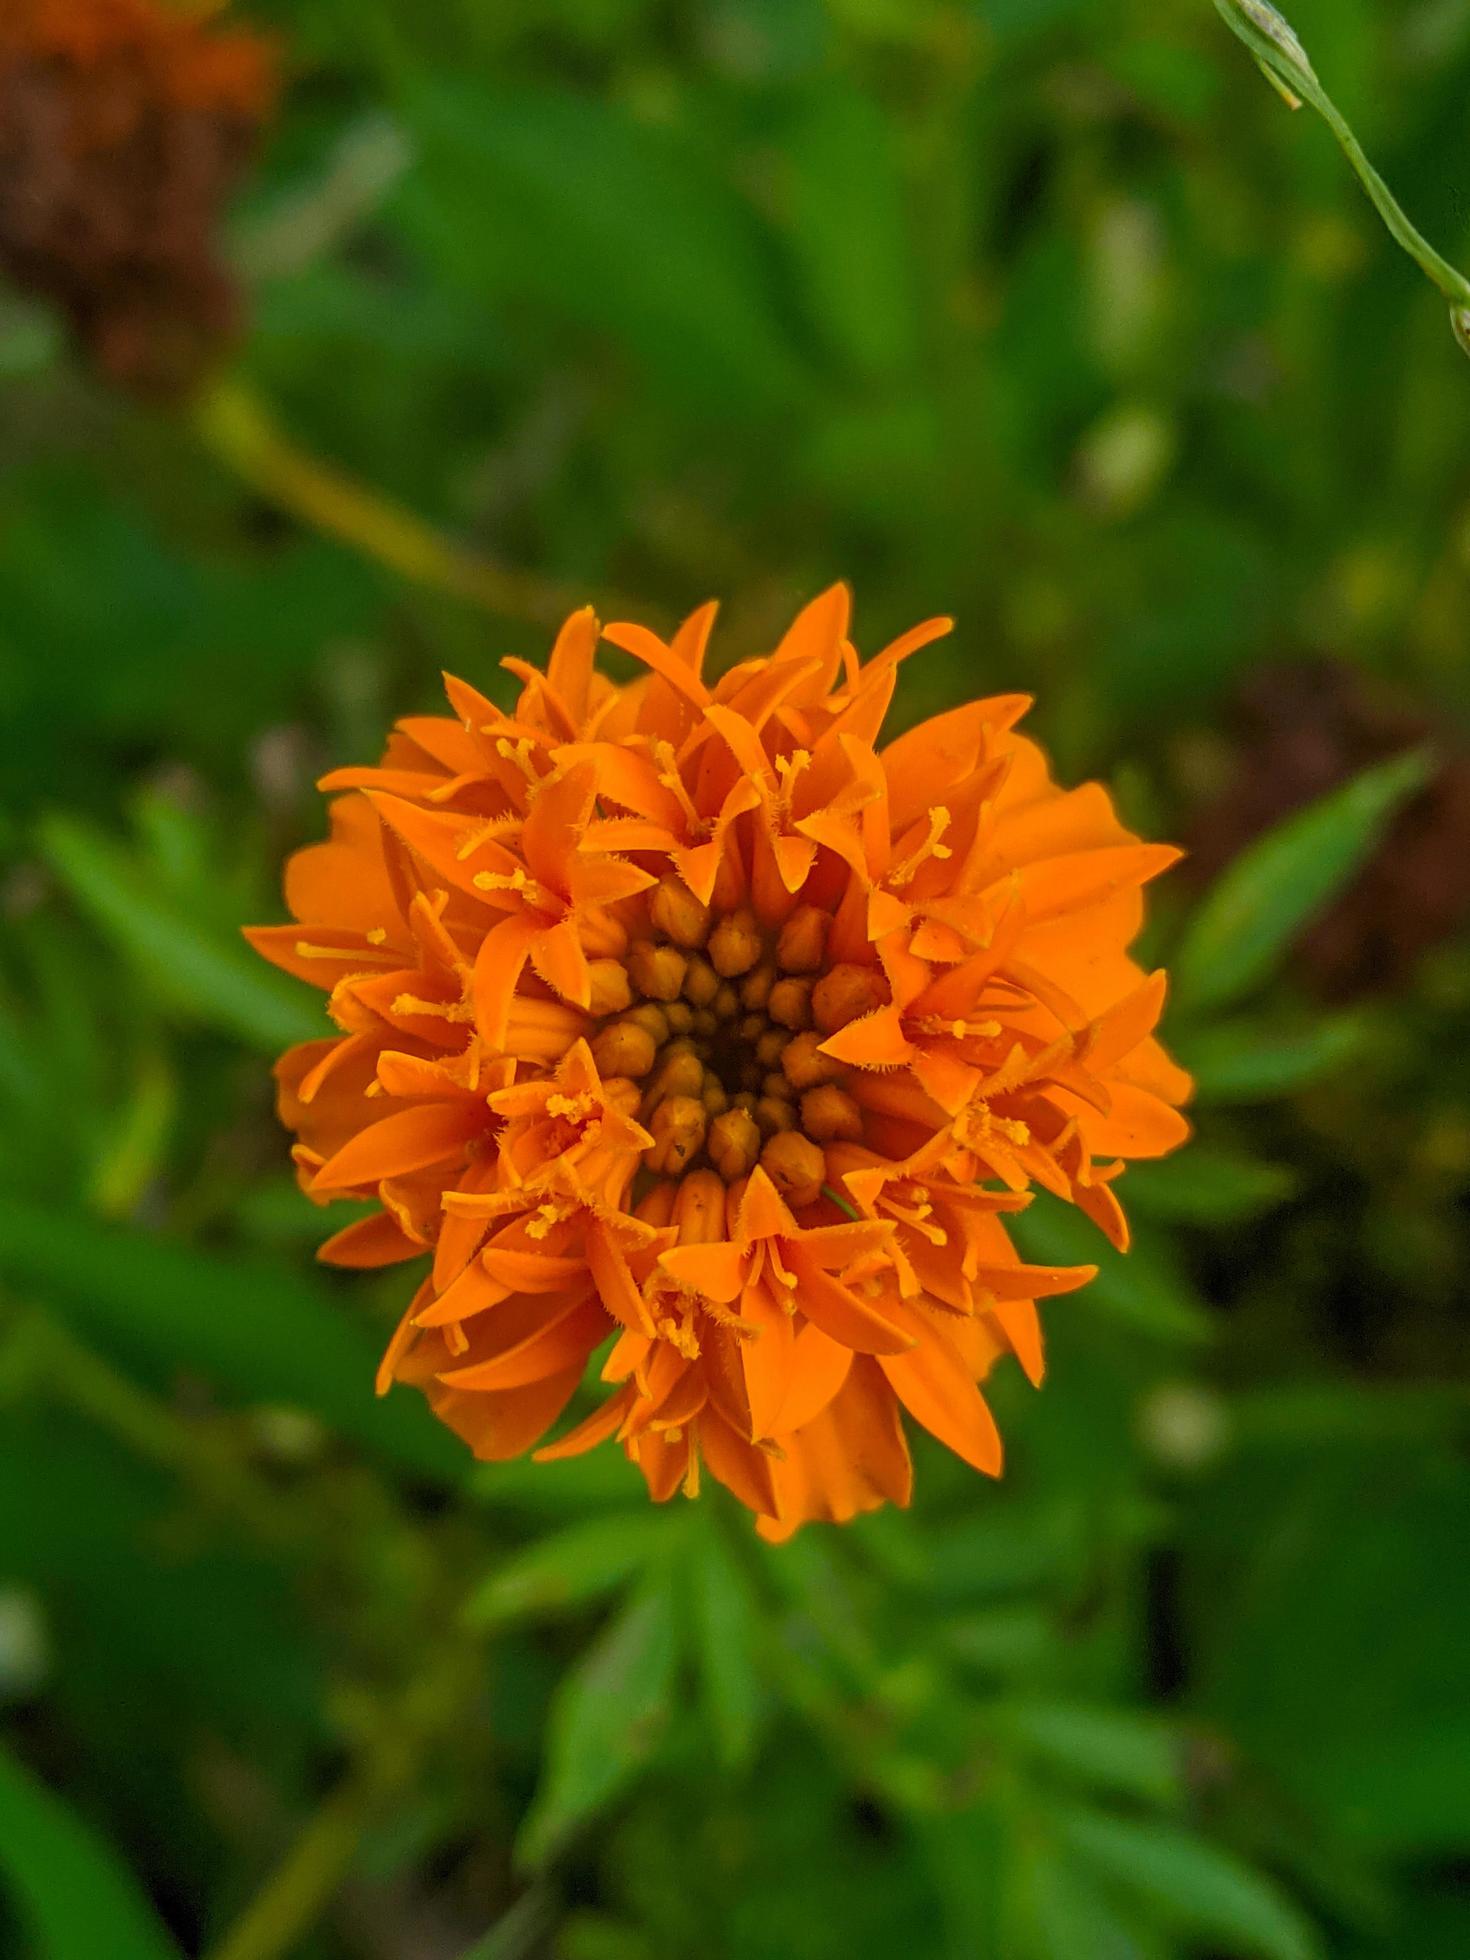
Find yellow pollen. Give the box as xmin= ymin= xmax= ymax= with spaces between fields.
xmin=453 ymin=814 xmax=522 ymax=861
xmin=494 ymin=736 xmax=541 ymax=784
xmin=365 ymin=927 xmax=387 ymax=945
xmin=653 ymin=740 xmax=704 ymax=833
xmin=392 ymin=993 xmax=475 ymax=1024
xmin=890 ymin=807 xmax=954 ymax=887
xmin=293 ymin=940 xmax=397 ymax=963
xmin=523 ymin=1202 xmax=568 ymax=1240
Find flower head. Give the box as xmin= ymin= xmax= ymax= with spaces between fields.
xmin=0 ymin=0 xmax=276 ymax=395
xmin=249 ymin=590 xmax=1190 ymax=1537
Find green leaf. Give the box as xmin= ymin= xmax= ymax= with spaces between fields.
xmin=1173 ymin=749 xmax=1430 ymax=1013
xmin=686 ymin=1518 xmax=763 ymax=1770
xmin=0 ymin=1744 xmax=184 ymax=1959
xmin=464 ymin=1513 xmax=674 ymax=1628
xmin=399 ymin=83 xmax=808 ymax=417
xmin=783 ymin=83 xmax=919 ymax=382
xmin=39 ymin=813 xmax=321 ymax=1053
xmin=1000 ymin=1702 xmax=1184 ymax=1806
xmin=1056 ymin=1808 xmax=1321 ymax=1960
xmin=1176 ymin=1014 xmax=1368 ymax=1103
xmin=1127 ymin=1145 xmax=1297 ymax=1224
xmin=1014 ymin=1833 xmax=1166 ymax=1960
xmin=0 ymin=1198 xmax=461 ymax=1483
xmin=517 ymin=1578 xmax=682 ymax=1868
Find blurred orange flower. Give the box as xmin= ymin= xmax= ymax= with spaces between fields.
xmin=0 ymin=0 xmax=276 ymax=394
xmin=249 ymin=591 xmax=1190 ymax=1537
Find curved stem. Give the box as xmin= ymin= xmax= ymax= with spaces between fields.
xmin=192 ymin=376 xmax=586 ymax=626
xmin=1213 ymin=0 xmax=1470 ymax=330
xmin=200 ymin=1656 xmax=473 ymax=1960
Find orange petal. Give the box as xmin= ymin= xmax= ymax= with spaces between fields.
xmin=878 ymin=1307 xmax=1003 ymax=1475
xmin=773 ymin=1322 xmax=852 ymax=1433
xmin=438 ymin=1294 xmax=606 ymax=1391
xmin=586 ymin=1222 xmax=657 ymax=1336
xmin=697 ymin=1408 xmax=781 ymax=1518
xmin=533 ymin=1382 xmax=635 ymax=1460
xmin=657 ymin=1240 xmax=746 ymax=1304
xmin=787 ymin=1252 xmax=913 ymax=1355
xmin=740 ymin=1283 xmax=797 ymax=1440
xmin=312 ymin=1101 xmax=486 ymax=1193
xmin=317 ymin=1211 xmax=422 ymax=1268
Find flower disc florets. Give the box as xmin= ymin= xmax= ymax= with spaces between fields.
xmin=249 ymin=590 xmax=1191 ymax=1537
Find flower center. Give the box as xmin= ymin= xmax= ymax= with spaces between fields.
xmin=587 ymin=878 xmax=886 ymax=1209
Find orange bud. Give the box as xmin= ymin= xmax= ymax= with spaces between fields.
xmin=781 ymin=1030 xmax=846 ymax=1091
xmin=708 ymin=1107 xmax=761 ymax=1182
xmin=755 ymin=1095 xmax=796 ymax=1137
xmin=740 ymin=963 xmax=775 ymax=1011
xmin=649 ymin=875 xmax=711 ymax=949
xmin=663 ymin=1000 xmax=695 ymax=1035
xmin=755 ymin=1028 xmax=788 ymax=1070
xmin=587 ymin=957 xmax=633 ymax=1016
xmin=644 ymin=1048 xmax=706 ymax=1113
xmin=646 ymin=1096 xmax=708 ymax=1175
xmin=682 ymin=956 xmax=720 ymax=1007
xmin=801 ymin=1084 xmax=864 ymax=1143
xmin=628 ymin=939 xmax=688 ymax=1002
xmin=708 ymin=907 xmax=763 ymax=978
xmin=626 ymin=1002 xmax=671 ymax=1045
xmin=674 ymin=1167 xmax=728 ymax=1243
xmin=592 ymin=1019 xmax=657 ymax=1079
xmin=776 ymin=905 xmax=830 ymax=974
xmin=760 ymin=1131 xmax=825 ymax=1208
xmin=812 ymin=962 xmax=889 ymax=1034
xmin=768 ymin=976 xmax=812 ymax=1030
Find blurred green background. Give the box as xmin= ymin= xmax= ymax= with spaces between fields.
xmin=3 ymin=1 xmax=1470 ymax=1956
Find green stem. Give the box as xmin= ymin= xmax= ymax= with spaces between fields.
xmin=192 ymin=376 xmax=587 ymax=626
xmin=201 ymin=1659 xmax=471 ymax=1960
xmin=1213 ymin=0 xmax=1470 ymax=342
xmin=3 ymin=1311 xmax=286 ymax=1541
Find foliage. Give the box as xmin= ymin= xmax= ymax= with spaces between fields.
xmin=3 ymin=1 xmax=1469 ymax=1956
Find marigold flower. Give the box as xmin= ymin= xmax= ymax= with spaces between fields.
xmin=248 ymin=590 xmax=1191 ymax=1537
xmin=0 ymin=0 xmax=276 ymax=395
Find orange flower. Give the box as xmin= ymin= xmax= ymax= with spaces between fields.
xmin=0 ymin=0 xmax=276 ymax=394
xmin=248 ymin=590 xmax=1190 ymax=1537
